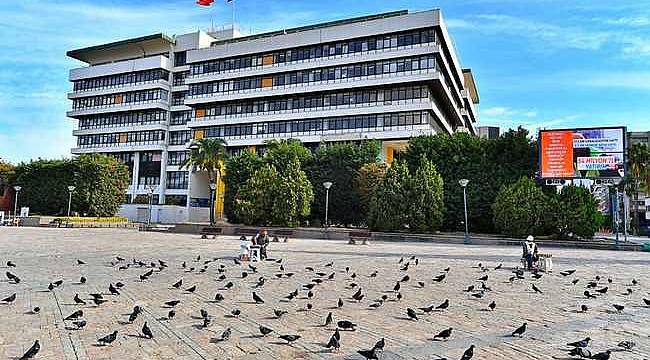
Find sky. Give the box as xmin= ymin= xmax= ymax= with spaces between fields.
xmin=1 ymin=0 xmax=650 ymax=163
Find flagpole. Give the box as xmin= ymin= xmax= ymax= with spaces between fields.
xmin=231 ymin=0 xmax=235 ymax=30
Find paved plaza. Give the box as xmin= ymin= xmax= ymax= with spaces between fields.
xmin=0 ymin=227 xmax=649 ymax=360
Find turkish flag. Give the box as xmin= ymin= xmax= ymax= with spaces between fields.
xmin=196 ymin=0 xmax=214 ymax=6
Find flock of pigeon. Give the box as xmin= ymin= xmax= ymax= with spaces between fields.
xmin=2 ymin=248 xmax=648 ymax=359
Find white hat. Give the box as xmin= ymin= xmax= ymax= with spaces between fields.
xmin=526 ymin=235 xmax=534 ymax=241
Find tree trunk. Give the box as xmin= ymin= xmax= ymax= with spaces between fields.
xmin=633 ymin=180 xmax=639 ymax=236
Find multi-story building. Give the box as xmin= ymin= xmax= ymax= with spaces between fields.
xmin=627 ymin=131 xmax=650 ymax=225
xmin=476 ymin=126 xmax=499 ymax=140
xmin=67 ymin=9 xmax=479 ymax=223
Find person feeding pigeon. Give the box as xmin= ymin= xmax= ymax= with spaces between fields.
xmin=522 ymin=235 xmax=539 ymax=270
xmin=253 ymin=229 xmax=270 ymax=259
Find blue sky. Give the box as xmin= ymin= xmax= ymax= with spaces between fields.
xmin=1 ymin=0 xmax=649 ymax=163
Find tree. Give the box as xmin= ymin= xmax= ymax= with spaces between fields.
xmin=403 ymin=127 xmax=537 ymax=233
xmin=368 ymin=161 xmax=411 ymax=231
xmin=235 ymin=158 xmax=313 ymax=227
xmin=264 ymin=139 xmax=312 ymax=172
xmin=73 ymin=154 xmax=130 ymax=216
xmin=306 ymin=141 xmax=380 ymax=226
xmin=554 ymin=185 xmax=603 ymax=239
xmin=183 ymin=138 xmax=228 ymax=224
xmin=354 ymin=162 xmax=388 ymax=223
xmin=13 ymin=159 xmax=76 ymax=214
xmin=223 ymin=151 xmax=263 ymax=223
xmin=408 ymin=158 xmax=444 ymax=232
xmin=492 ymin=177 xmax=552 ymax=238
xmin=627 ymin=143 xmax=650 ymax=235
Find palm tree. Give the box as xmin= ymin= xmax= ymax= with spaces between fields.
xmin=627 ymin=143 xmax=650 ymax=235
xmin=182 ymin=138 xmax=228 ymax=225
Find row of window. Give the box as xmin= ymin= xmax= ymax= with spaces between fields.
xmin=167 ymin=171 xmax=189 ymax=189
xmin=72 ymin=89 xmax=169 ymax=110
xmin=167 ymin=151 xmax=189 ymax=165
xmin=73 ymin=69 xmax=169 ymax=92
xmin=189 ymin=55 xmax=436 ymax=96
xmin=191 ymin=28 xmax=437 ymax=76
xmin=173 ymin=71 xmax=189 ymax=86
xmin=170 ymin=111 xmax=192 ymax=125
xmin=169 ymin=130 xmax=192 ymax=145
xmin=199 ymin=110 xmax=432 ymax=138
xmin=198 ymin=84 xmax=431 ymax=118
xmin=77 ymin=130 xmax=165 ymax=147
xmin=172 ymin=91 xmax=187 ymax=106
xmin=78 ymin=110 xmax=167 ymax=129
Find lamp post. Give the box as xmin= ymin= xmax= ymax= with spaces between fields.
xmin=147 ymin=186 xmax=155 ymax=226
xmin=209 ymin=181 xmax=216 ymax=226
xmin=458 ymin=179 xmax=470 ymax=244
xmin=67 ymin=186 xmax=76 ymax=217
xmin=13 ymin=185 xmax=22 ymax=223
xmin=323 ymin=181 xmax=333 ymax=227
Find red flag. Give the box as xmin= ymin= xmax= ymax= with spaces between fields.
xmin=196 ymin=0 xmax=214 ymax=6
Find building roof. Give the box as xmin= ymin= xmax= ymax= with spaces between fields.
xmin=67 ymin=33 xmax=175 ymax=63
xmin=211 ymin=10 xmax=409 ymax=47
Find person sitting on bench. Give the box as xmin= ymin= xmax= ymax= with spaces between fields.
xmin=522 ymin=235 xmax=539 ymax=270
xmin=254 ymin=229 xmax=270 ymax=259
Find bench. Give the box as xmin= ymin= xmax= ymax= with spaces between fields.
xmin=200 ymin=226 xmax=222 ymax=239
xmin=272 ymin=229 xmax=294 ymax=242
xmin=348 ymin=230 xmax=371 ymax=245
xmin=140 ymin=224 xmax=174 ymax=232
xmin=237 ymin=228 xmax=259 ymax=237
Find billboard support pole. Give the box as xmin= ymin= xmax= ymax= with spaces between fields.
xmin=613 ymin=186 xmax=620 ymax=249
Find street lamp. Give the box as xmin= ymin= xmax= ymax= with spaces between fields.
xmin=323 ymin=181 xmax=333 ymax=227
xmin=13 ymin=185 xmax=22 ymax=223
xmin=458 ymin=179 xmax=470 ymax=244
xmin=209 ymin=181 xmax=217 ymax=226
xmin=147 ymin=186 xmax=155 ymax=226
xmin=67 ymin=186 xmax=76 ymax=217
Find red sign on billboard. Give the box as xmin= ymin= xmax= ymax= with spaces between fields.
xmin=540 ymin=131 xmax=574 ymax=178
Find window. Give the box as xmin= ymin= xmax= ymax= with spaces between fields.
xmin=174 ymin=51 xmax=187 ymax=66
xmin=167 ymin=151 xmax=189 ymax=165
xmin=167 ymin=171 xmax=188 ymax=189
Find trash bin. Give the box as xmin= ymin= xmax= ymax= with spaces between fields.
xmin=642 ymin=243 xmax=650 ymax=252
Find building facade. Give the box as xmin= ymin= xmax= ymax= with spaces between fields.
xmin=476 ymin=126 xmax=499 ymax=140
xmin=67 ymin=9 xmax=479 ymax=223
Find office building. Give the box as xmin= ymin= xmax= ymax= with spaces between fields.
xmin=67 ymin=9 xmax=479 ymax=223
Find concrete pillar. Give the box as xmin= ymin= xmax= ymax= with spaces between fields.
xmin=131 ymin=152 xmax=140 ymax=201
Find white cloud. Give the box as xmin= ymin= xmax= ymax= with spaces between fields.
xmin=481 ymin=106 xmax=538 ymax=118
xmin=603 ymin=16 xmax=650 ymax=27
xmin=577 ymin=71 xmax=650 ymax=90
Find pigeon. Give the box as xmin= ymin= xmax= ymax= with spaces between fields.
xmin=584 ymin=291 xmax=596 ymax=299
xmin=396 ymin=292 xmax=403 ymax=301
xmin=64 ymin=310 xmax=83 ymax=320
xmin=433 ymin=327 xmax=453 ymax=341
xmin=259 ymin=325 xmax=274 ymax=336
xmin=92 ymin=297 xmax=108 ymax=306
xmin=471 ymin=291 xmax=485 ymax=299
xmin=478 ymin=275 xmax=488 ymax=282
xmin=417 ymin=281 xmax=425 ymax=288
xmin=326 ymin=333 xmax=341 ymax=352
xmin=643 ymin=298 xmax=650 ymax=306
xmin=32 ymin=307 xmax=40 ymax=314
xmin=461 ymin=345 xmax=475 ymax=360
xmin=274 ymin=309 xmax=288 ymax=318
xmin=568 ymin=347 xmax=591 ymax=358
xmin=53 ymin=280 xmax=63 ymax=287
xmin=595 ymin=287 xmax=608 ymax=294
xmin=532 ymin=273 xmax=543 ymax=279
xmin=406 ymin=308 xmax=418 ymax=320
xmin=324 ymin=312 xmax=333 ymax=326
xmin=436 ymin=299 xmax=449 ymax=310
xmin=77 ymin=259 xmax=85 ymax=265
xmin=464 ymin=285 xmax=475 ymax=292
xmin=73 ymin=294 xmax=86 ymax=305
xmin=285 ymin=289 xmax=298 ymax=301
xmin=223 ymin=282 xmax=234 ymax=290
xmin=217 ymin=327 xmax=231 ymax=341
xmin=172 ymin=279 xmax=183 ymax=289
xmin=325 ymin=261 xmax=333 ymax=267
xmin=307 ymin=291 xmax=314 ymax=299
xmin=233 ymin=258 xmax=241 ymax=265
xmin=252 ymin=292 xmax=265 ymax=304
xmin=418 ymin=304 xmax=435 ymax=314
xmin=128 ymin=307 xmax=142 ymax=323
xmin=214 ymin=293 xmax=225 ymax=302
xmin=580 ymin=304 xmax=589 ymax=313
xmin=79 ymin=276 xmax=86 ymax=284
xmin=231 ymin=309 xmax=241 ymax=317
xmin=495 ymin=263 xmax=503 ymax=270
xmin=72 ymin=319 xmax=87 ymax=329
xmin=511 ymin=322 xmax=527 ymax=337
xmin=357 ymin=348 xmax=379 ymax=360
xmin=165 ymin=300 xmax=181 ymax=307
xmin=185 ymin=285 xmax=196 ymax=293
xmin=612 ymin=304 xmax=625 ymax=313
xmin=241 ymin=271 xmax=248 ymax=278
xmin=279 ymin=334 xmax=301 ymax=345
xmin=571 ymin=279 xmax=580 ymax=285
xmin=89 ymin=293 xmax=103 ymax=299
xmin=7 ymin=261 xmax=16 ymax=267
xmin=98 ymin=331 xmax=118 ymax=345
xmin=217 ymin=274 xmax=227 ymax=281
xmin=167 ymin=310 xmax=176 ymax=320
xmin=47 ymin=283 xmax=54 ymax=291
xmin=488 ymin=301 xmax=496 ymax=311
xmin=2 ymin=293 xmax=16 ymax=304
xmin=18 ymin=340 xmax=40 ymax=359
xmin=141 ymin=322 xmax=153 ymax=339
xmin=109 ymin=283 xmax=120 ymax=295
xmin=337 ymin=298 xmax=344 ymax=308
xmin=631 ymin=278 xmax=638 ymax=286
xmin=561 ymin=269 xmax=576 ymax=276
xmin=617 ymin=340 xmax=635 ymax=351
xmin=305 ymin=266 xmax=314 ymax=271
xmin=370 ymin=271 xmax=378 ymax=278
xmin=352 ymin=288 xmax=364 ymax=302
xmin=590 ymin=350 xmax=611 ymax=360
xmin=567 ymin=337 xmax=590 ymax=348
xmin=200 ymin=309 xmax=209 ymax=319
xmin=369 ymin=300 xmax=384 ymax=309
xmin=372 ymin=338 xmax=385 ymax=352
xmin=337 ymin=320 xmax=356 ymax=331
xmin=432 ymin=274 xmax=446 ymax=282
xmin=400 ymin=275 xmax=410 ymax=283
xmin=532 ymin=284 xmax=543 ymax=294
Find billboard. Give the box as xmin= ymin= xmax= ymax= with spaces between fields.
xmin=539 ymin=127 xmax=626 ymax=179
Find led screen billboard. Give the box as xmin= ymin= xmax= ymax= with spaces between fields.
xmin=539 ymin=127 xmax=626 ymax=179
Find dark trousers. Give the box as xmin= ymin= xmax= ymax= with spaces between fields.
xmin=260 ymin=245 xmax=267 ymax=259
xmin=525 ymin=254 xmax=534 ymax=269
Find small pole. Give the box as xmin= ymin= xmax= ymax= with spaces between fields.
xmin=463 ymin=187 xmax=470 ymax=244
xmin=323 ymin=181 xmax=333 ymax=227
